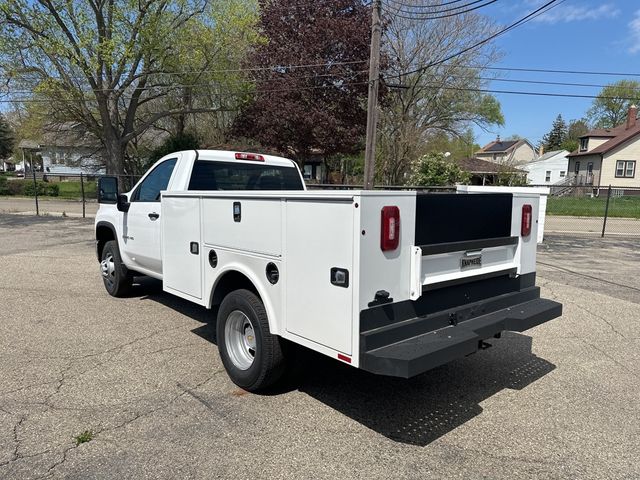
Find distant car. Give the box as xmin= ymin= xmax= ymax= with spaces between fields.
xmin=15 ymin=171 xmax=25 ymax=178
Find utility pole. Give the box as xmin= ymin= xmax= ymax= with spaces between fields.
xmin=363 ymin=0 xmax=382 ymax=190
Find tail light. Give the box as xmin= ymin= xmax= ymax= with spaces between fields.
xmin=521 ymin=204 xmax=532 ymax=237
xmin=235 ymin=152 xmax=265 ymax=161
xmin=381 ymin=206 xmax=400 ymax=251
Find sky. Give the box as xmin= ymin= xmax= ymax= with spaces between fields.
xmin=471 ymin=0 xmax=640 ymax=148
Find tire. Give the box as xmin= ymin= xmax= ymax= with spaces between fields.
xmin=217 ymin=289 xmax=286 ymax=392
xmin=100 ymin=240 xmax=133 ymax=297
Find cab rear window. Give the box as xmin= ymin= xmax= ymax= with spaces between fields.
xmin=188 ymin=160 xmax=304 ymax=191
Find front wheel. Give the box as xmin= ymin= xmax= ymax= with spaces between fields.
xmin=100 ymin=240 xmax=133 ymax=297
xmin=217 ymin=289 xmax=286 ymax=392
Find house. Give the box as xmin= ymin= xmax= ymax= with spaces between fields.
xmin=17 ymin=122 xmax=105 ymax=175
xmin=475 ymin=137 xmax=537 ymax=165
xmin=1 ymin=156 xmax=15 ymax=171
xmin=567 ymin=105 xmax=640 ymax=188
xmin=520 ymin=150 xmax=570 ymax=185
xmin=454 ymin=157 xmax=526 ymax=185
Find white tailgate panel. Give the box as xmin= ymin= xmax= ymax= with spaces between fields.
xmin=422 ymin=245 xmax=517 ymax=287
xmin=162 ymin=197 xmax=202 ymax=299
xmin=202 ymin=198 xmax=281 ymax=256
xmin=285 ymin=201 xmax=354 ymax=355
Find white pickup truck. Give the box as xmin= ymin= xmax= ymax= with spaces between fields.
xmin=95 ymin=150 xmax=562 ymax=391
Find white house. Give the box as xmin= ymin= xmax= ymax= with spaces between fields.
xmin=17 ymin=122 xmax=106 ymax=175
xmin=521 ymin=150 xmax=569 ymax=185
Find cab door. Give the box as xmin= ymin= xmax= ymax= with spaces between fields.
xmin=121 ymin=158 xmax=177 ymax=274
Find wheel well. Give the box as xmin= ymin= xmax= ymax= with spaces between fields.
xmin=211 ymin=271 xmax=260 ymax=309
xmin=96 ymin=224 xmax=116 ymax=260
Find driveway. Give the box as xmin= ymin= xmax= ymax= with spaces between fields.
xmin=0 ymin=216 xmax=638 ymax=479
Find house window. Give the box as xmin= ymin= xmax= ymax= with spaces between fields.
xmin=587 ymin=162 xmax=593 ymax=174
xmin=575 ymin=161 xmax=580 ymax=174
xmin=579 ymin=138 xmax=588 ymax=152
xmin=615 ymin=160 xmax=636 ymax=178
xmin=545 ymin=170 xmax=551 ymax=182
xmin=560 ymin=171 xmax=566 ymax=178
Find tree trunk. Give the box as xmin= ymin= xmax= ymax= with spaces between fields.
xmin=103 ymin=134 xmax=126 ymax=176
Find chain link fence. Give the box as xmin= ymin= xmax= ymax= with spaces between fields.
xmin=540 ymin=185 xmax=640 ymax=237
xmin=0 ymin=172 xmax=140 ymax=218
xmin=2 ymin=175 xmax=640 ymax=237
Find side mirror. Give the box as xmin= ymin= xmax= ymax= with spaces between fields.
xmin=97 ymin=176 xmax=118 ymax=204
xmin=117 ymin=193 xmax=130 ymax=213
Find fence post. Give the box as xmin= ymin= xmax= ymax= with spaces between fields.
xmin=601 ymin=184 xmax=612 ymax=238
xmin=80 ymin=172 xmax=86 ymax=219
xmin=32 ymin=169 xmax=39 ymax=216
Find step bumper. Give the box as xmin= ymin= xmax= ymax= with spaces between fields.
xmin=360 ymin=297 xmax=562 ymax=378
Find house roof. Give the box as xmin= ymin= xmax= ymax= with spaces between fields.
xmin=454 ymin=157 xmax=525 ymax=174
xmin=568 ymin=122 xmax=640 ymax=158
xmin=476 ymin=138 xmax=535 ymax=155
xmin=19 ymin=122 xmax=102 ymax=150
xmin=524 ymin=149 xmax=568 ymax=164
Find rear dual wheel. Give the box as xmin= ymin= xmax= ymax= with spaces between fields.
xmin=217 ymin=289 xmax=286 ymax=392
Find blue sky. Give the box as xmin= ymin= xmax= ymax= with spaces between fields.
xmin=472 ymin=0 xmax=640 ymax=148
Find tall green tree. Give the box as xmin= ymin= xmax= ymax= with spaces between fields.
xmin=541 ymin=114 xmax=568 ymax=151
xmin=587 ymin=80 xmax=640 ymax=128
xmin=0 ymin=114 xmax=13 ymax=159
xmin=0 ymin=0 xmax=259 ymax=174
xmin=232 ymin=0 xmax=371 ymax=160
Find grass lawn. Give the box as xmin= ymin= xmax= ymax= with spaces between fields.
xmin=547 ymin=195 xmax=640 ymax=218
xmin=55 ymin=180 xmax=97 ymax=199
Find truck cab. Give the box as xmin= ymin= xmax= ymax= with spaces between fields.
xmin=96 ymin=150 xmax=304 ymax=279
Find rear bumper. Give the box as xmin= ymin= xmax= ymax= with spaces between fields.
xmin=359 ymin=275 xmax=561 ymax=378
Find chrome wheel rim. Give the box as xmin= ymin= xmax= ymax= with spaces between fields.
xmin=100 ymin=252 xmax=116 ymax=289
xmin=224 ymin=310 xmax=256 ymax=370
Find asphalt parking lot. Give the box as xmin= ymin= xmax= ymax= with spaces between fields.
xmin=1 ymin=214 xmax=639 ymax=480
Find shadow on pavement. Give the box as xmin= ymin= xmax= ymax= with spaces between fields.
xmin=133 ymin=276 xmax=217 ymax=344
xmin=295 ymin=332 xmax=554 ymax=446
xmin=131 ymin=281 xmax=555 ymax=447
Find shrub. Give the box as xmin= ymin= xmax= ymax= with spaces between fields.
xmin=23 ymin=181 xmax=47 ymax=196
xmin=46 ymin=184 xmax=59 ymax=196
xmin=408 ymin=153 xmax=470 ymax=186
xmin=0 ymin=176 xmax=8 ymax=195
xmin=7 ymin=181 xmax=25 ymax=195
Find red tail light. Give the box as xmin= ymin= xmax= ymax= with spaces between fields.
xmin=235 ymin=152 xmax=265 ymax=161
xmin=381 ymin=206 xmax=400 ymax=251
xmin=521 ymin=204 xmax=532 ymax=237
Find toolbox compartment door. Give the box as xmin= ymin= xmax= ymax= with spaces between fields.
xmin=162 ymin=196 xmax=203 ymax=301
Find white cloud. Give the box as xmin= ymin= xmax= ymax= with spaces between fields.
xmin=527 ymin=2 xmax=620 ymax=24
xmin=630 ymin=10 xmax=640 ymax=54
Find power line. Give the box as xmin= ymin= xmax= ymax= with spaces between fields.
xmin=389 ymin=82 xmax=640 ymax=101
xmin=382 ymin=0 xmax=474 ymax=10
xmin=1 ymin=69 xmax=370 ymax=95
xmin=0 ymin=81 xmax=370 ymax=104
xmin=382 ymin=0 xmax=499 ymax=19
xmin=385 ymin=0 xmax=564 ymax=80
xmin=0 ymin=59 xmax=369 ymax=84
xmin=383 ymin=0 xmax=495 ymax=15
xmin=454 ymin=64 xmax=640 ymax=78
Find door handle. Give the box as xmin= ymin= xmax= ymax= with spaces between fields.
xmin=148 ymin=212 xmax=159 ymax=220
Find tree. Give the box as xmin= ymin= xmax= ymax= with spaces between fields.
xmin=561 ymin=119 xmax=589 ymax=152
xmin=423 ymin=129 xmax=479 ymax=160
xmin=0 ymin=114 xmax=14 ymax=160
xmin=0 ymin=0 xmax=259 ymax=174
xmin=232 ymin=0 xmax=371 ymax=160
xmin=541 ymin=114 xmax=568 ymax=151
xmin=587 ymin=80 xmax=640 ymax=128
xmin=376 ymin=10 xmax=504 ymax=184
xmin=408 ymin=153 xmax=470 ymax=186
